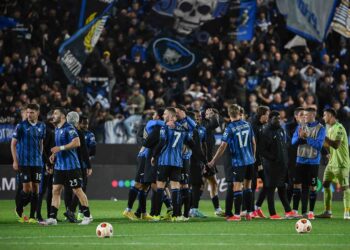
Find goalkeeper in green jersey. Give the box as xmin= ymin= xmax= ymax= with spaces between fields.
xmin=316 ymin=108 xmax=350 ymax=219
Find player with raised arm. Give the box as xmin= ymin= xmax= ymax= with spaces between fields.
xmin=151 ymin=107 xmax=205 ymax=221
xmin=123 ymin=109 xmax=165 ymax=221
xmin=208 ymin=104 xmax=256 ymax=221
xmin=316 ymin=108 xmax=350 ymax=219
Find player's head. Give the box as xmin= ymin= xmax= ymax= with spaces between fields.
xmin=256 ymin=106 xmax=270 ymax=124
xmin=20 ymin=106 xmax=28 ymax=121
xmin=323 ymin=108 xmax=337 ymax=125
xmin=193 ymin=110 xmax=202 ymax=124
xmin=269 ymin=110 xmax=281 ymax=127
xmin=304 ymin=107 xmax=316 ymax=123
xmin=79 ymin=115 xmax=89 ymax=131
xmin=239 ymin=106 xmax=245 ymax=120
xmin=228 ymin=104 xmax=241 ymax=120
xmin=153 ymin=108 xmax=164 ymax=120
xmin=67 ymin=111 xmax=80 ymax=127
xmin=164 ymin=107 xmax=177 ymax=122
xmin=26 ymin=104 xmax=40 ymax=123
xmin=52 ymin=107 xmax=67 ymax=126
xmin=175 ymin=105 xmax=187 ymax=120
xmin=294 ymin=107 xmax=305 ymax=123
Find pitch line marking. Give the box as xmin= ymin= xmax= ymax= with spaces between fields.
xmin=0 ymin=242 xmax=349 ymax=247
xmin=0 ymin=233 xmax=348 ymax=240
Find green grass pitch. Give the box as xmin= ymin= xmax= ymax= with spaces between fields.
xmin=0 ymin=200 xmax=349 ymax=250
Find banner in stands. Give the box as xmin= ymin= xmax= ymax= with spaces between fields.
xmin=276 ymin=0 xmax=339 ymax=42
xmin=332 ymin=0 xmax=350 ymax=38
xmin=0 ymin=163 xmax=341 ymax=200
xmin=0 ymin=145 xmax=342 ymax=200
xmin=235 ymin=0 xmax=257 ymax=41
xmin=78 ymin=0 xmax=113 ymax=28
xmin=0 ymin=124 xmax=15 ymax=143
xmin=152 ymin=0 xmax=230 ymax=35
xmin=59 ymin=1 xmax=114 ymax=83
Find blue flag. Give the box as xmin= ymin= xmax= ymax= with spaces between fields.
xmin=78 ymin=0 xmax=113 ymax=28
xmin=236 ymin=0 xmax=257 ymax=41
xmin=0 ymin=16 xmax=18 ymax=30
xmin=59 ymin=1 xmax=114 ymax=84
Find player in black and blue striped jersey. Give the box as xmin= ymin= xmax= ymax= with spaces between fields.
xmin=209 ymin=104 xmax=256 ymax=221
xmin=11 ymin=104 xmax=46 ymax=223
xmin=41 ymin=107 xmax=92 ymax=226
xmin=151 ymin=107 xmax=192 ymax=221
xmin=123 ymin=109 xmax=165 ymax=220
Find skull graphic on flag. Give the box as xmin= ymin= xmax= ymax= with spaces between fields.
xmin=153 ymin=0 xmax=230 ymax=35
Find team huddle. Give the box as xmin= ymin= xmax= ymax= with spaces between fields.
xmin=123 ymin=104 xmax=350 ymax=221
xmin=10 ymin=103 xmax=350 ymax=225
xmin=11 ymin=104 xmax=96 ymax=225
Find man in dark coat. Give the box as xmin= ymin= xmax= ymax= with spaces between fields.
xmin=260 ymin=111 xmax=295 ymax=219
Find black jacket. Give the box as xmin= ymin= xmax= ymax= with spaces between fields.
xmin=77 ymin=129 xmax=91 ymax=169
xmin=249 ymin=116 xmax=265 ymax=167
xmin=260 ymin=123 xmax=288 ymax=187
xmin=202 ymin=115 xmax=220 ymax=161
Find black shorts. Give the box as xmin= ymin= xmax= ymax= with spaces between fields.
xmin=19 ymin=166 xmax=42 ymax=183
xmin=157 ymin=166 xmax=181 ymax=182
xmin=180 ymin=159 xmax=190 ymax=185
xmin=53 ymin=169 xmax=83 ymax=189
xmin=80 ymin=168 xmax=88 ymax=189
xmin=232 ymin=164 xmax=254 ymax=183
xmin=294 ymin=164 xmax=319 ymax=186
xmin=135 ymin=156 xmax=146 ymax=183
xmin=144 ymin=155 xmax=157 ymax=184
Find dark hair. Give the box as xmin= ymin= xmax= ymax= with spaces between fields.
xmin=256 ymin=105 xmax=270 ymax=118
xmin=176 ymin=104 xmax=187 ymax=112
xmin=27 ymin=103 xmax=40 ymax=111
xmin=80 ymin=115 xmax=88 ymax=123
xmin=54 ymin=107 xmax=67 ymax=116
xmin=324 ymin=107 xmax=337 ymax=117
xmin=294 ymin=107 xmax=304 ymax=115
xmin=156 ymin=108 xmax=164 ymax=118
xmin=269 ymin=110 xmax=280 ymax=119
xmin=305 ymin=107 xmax=316 ymax=113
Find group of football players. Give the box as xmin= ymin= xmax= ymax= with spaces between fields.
xmin=123 ymin=104 xmax=350 ymax=221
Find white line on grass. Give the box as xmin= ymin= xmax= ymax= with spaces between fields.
xmin=0 ymin=233 xmax=348 ymax=240
xmin=0 ymin=242 xmax=349 ymax=247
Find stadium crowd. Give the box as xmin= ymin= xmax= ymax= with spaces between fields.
xmin=0 ymin=0 xmax=350 ymax=144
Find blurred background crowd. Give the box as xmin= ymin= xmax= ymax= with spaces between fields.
xmin=0 ymin=0 xmax=349 ymax=143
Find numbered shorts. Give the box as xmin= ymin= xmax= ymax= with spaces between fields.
xmin=19 ymin=166 xmax=42 ymax=183
xmin=323 ymin=166 xmax=349 ymax=187
xmin=53 ymin=169 xmax=83 ymax=189
xmin=294 ymin=164 xmax=319 ymax=186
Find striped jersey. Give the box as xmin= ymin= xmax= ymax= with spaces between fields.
xmin=222 ymin=120 xmax=255 ymax=167
xmin=12 ymin=120 xmax=46 ymax=167
xmin=54 ymin=122 xmax=81 ymax=170
xmin=138 ymin=119 xmax=165 ymax=157
xmin=158 ymin=125 xmax=191 ymax=167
